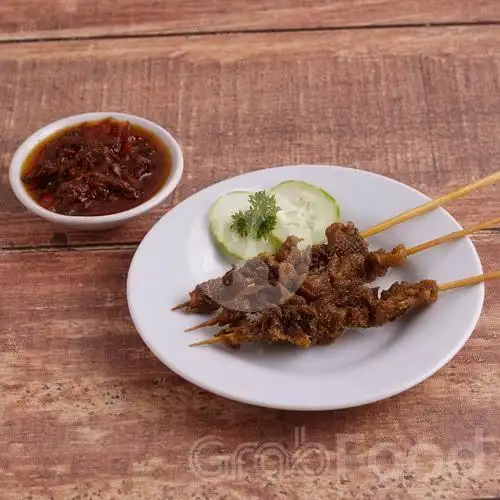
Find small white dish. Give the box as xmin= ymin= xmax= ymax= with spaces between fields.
xmin=127 ymin=165 xmax=484 ymax=410
xmin=9 ymin=112 xmax=183 ymax=231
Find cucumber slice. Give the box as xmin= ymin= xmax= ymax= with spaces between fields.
xmin=209 ymin=191 xmax=277 ymax=260
xmin=270 ymin=180 xmax=340 ymax=246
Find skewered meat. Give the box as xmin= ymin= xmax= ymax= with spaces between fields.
xmin=177 ymin=223 xmax=411 ymax=314
xmin=325 ymin=222 xmax=369 ymax=257
xmin=180 ymin=236 xmax=308 ymax=313
xmin=374 ymin=279 xmax=438 ymax=325
xmin=275 ymin=235 xmax=306 ymax=265
xmin=297 ymin=269 xmax=333 ymax=302
xmin=210 ymin=280 xmax=439 ymax=348
xmin=365 ymin=244 xmax=407 ymax=281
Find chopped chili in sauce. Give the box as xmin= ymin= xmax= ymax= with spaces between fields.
xmin=21 ymin=118 xmax=172 ymax=216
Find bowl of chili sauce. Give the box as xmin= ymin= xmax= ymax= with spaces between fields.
xmin=9 ymin=112 xmax=183 ymax=230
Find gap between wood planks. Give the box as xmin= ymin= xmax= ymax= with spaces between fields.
xmin=1 ymin=229 xmax=499 ymax=254
xmin=1 ymin=20 xmax=499 ymax=46
xmin=0 ymin=242 xmax=137 ymax=254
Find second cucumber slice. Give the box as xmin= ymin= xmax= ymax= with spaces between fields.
xmin=270 ymin=180 xmax=340 ymax=246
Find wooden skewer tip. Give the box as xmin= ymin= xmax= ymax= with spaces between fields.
xmin=439 ymin=270 xmax=500 ymax=292
xmin=406 ymin=217 xmax=500 ymax=257
xmin=361 ymin=171 xmax=500 ymax=239
xmin=185 ymin=319 xmax=218 ymax=332
xmin=172 ymin=301 xmax=190 ymax=311
xmin=190 ymin=336 xmax=227 ymax=347
xmin=189 ymin=333 xmax=246 ymax=347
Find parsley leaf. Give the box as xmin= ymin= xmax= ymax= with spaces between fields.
xmin=230 ymin=191 xmax=280 ymax=240
xmin=230 ymin=209 xmax=251 ymax=237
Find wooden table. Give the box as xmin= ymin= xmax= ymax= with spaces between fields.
xmin=1 ymin=2 xmax=499 ymax=498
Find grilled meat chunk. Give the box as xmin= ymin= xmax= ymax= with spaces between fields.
xmin=325 ymin=222 xmax=369 ymax=257
xmin=374 ymin=279 xmax=438 ymax=324
xmin=178 ymin=223 xmax=412 ymax=314
xmin=217 ymin=280 xmax=438 ymax=347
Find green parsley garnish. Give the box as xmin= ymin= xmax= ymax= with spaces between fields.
xmin=230 ymin=190 xmax=280 ymax=240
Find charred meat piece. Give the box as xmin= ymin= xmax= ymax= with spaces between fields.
xmin=326 ymin=222 xmax=369 ymax=257
xmin=234 ymin=296 xmax=316 ymax=348
xmin=328 ymin=253 xmax=367 ymax=284
xmin=310 ymin=243 xmax=330 ymax=270
xmin=305 ymin=295 xmax=348 ymax=345
xmin=297 ymin=269 xmax=332 ymax=302
xmin=374 ymin=279 xmax=438 ymax=325
xmin=178 ymin=227 xmax=368 ymax=313
xmin=177 ymin=223 xmax=416 ymax=315
xmin=187 ymin=285 xmax=221 ymax=314
xmin=214 ymin=280 xmax=438 ymax=347
xmin=297 ymin=252 xmax=370 ymax=303
xmin=275 ymin=235 xmax=302 ymax=263
xmin=365 ymin=244 xmax=408 ymax=281
xmin=180 ymin=237 xmax=309 ymax=313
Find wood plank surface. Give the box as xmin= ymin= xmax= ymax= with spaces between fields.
xmin=1 ymin=0 xmax=499 ymax=41
xmin=1 ymin=27 xmax=499 ymax=249
xmin=0 ymin=232 xmax=499 ymax=499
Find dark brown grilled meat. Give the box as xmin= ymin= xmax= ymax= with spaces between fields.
xmin=325 ymin=222 xmax=369 ymax=257
xmin=297 ymin=270 xmax=333 ymax=302
xmin=218 ymin=280 xmax=438 ymax=347
xmin=181 ymin=236 xmax=308 ymax=313
xmin=179 ymin=223 xmax=412 ymax=313
xmin=310 ymin=243 xmax=330 ymax=270
xmin=328 ymin=253 xmax=367 ymax=284
xmin=374 ymin=279 xmax=438 ymax=325
xmin=187 ymin=286 xmax=220 ymax=314
xmin=275 ymin=235 xmax=304 ymax=263
xmin=365 ymin=244 xmax=407 ymax=281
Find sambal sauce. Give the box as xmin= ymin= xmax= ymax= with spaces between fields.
xmin=21 ymin=118 xmax=172 ymax=216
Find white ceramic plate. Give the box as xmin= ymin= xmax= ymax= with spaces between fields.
xmin=127 ymin=165 xmax=484 ymax=410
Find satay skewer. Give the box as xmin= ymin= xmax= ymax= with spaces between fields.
xmin=184 ymin=218 xmax=499 ymax=332
xmin=172 ymin=173 xmax=499 ymax=312
xmin=404 ymin=217 xmax=500 ymax=256
xmin=360 ymin=171 xmax=500 ymax=239
xmin=172 ymin=301 xmax=191 ymax=311
xmin=369 ymin=217 xmax=500 ymax=266
xmin=189 ymin=270 xmax=499 ymax=347
xmin=438 ymin=270 xmax=500 ymax=291
xmin=190 ymin=332 xmax=248 ymax=346
xmin=185 ymin=319 xmax=222 ymax=332
xmin=185 ymin=310 xmax=244 ymax=332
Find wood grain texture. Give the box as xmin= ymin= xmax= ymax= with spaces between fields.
xmin=0 ymin=233 xmax=499 ymax=499
xmin=1 ymin=0 xmax=499 ymax=41
xmin=0 ymin=27 xmax=499 ymax=248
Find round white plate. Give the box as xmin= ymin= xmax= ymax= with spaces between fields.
xmin=127 ymin=165 xmax=484 ymax=410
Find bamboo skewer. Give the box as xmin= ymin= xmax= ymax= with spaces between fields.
xmin=405 ymin=217 xmax=500 ymax=256
xmin=438 ymin=270 xmax=500 ymax=292
xmin=171 ymin=301 xmax=191 ymax=311
xmin=184 ymin=218 xmax=499 ymax=332
xmin=190 ymin=333 xmax=247 ymax=347
xmin=190 ymin=271 xmax=500 ymax=346
xmin=185 ymin=318 xmax=220 ymax=332
xmin=360 ymin=171 xmax=500 ymax=239
xmin=174 ymin=172 xmax=500 ymax=312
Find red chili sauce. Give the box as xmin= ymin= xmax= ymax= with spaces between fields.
xmin=21 ymin=118 xmax=172 ymax=216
